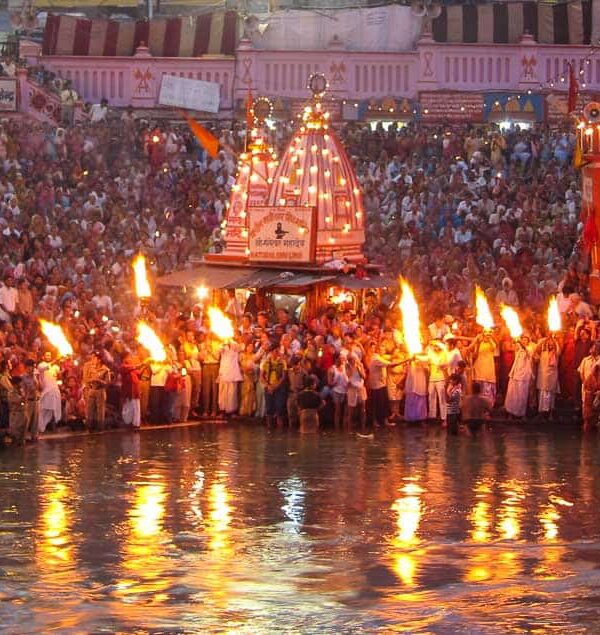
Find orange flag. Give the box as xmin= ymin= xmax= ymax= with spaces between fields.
xmin=246 ymin=88 xmax=254 ymax=130
xmin=182 ymin=111 xmax=219 ymax=159
xmin=567 ymin=63 xmax=579 ymax=114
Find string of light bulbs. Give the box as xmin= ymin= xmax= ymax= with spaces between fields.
xmin=536 ymin=40 xmax=600 ymax=93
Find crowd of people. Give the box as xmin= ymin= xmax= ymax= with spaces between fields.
xmin=0 ymin=102 xmax=596 ymax=448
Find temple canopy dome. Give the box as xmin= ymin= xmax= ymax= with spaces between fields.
xmin=219 ymin=76 xmax=365 ymax=264
xmin=219 ymin=101 xmax=279 ymax=259
xmin=267 ymin=85 xmax=365 ymax=263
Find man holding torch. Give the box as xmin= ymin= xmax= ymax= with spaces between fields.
xmin=82 ymin=351 xmax=111 ymax=431
xmin=37 ymin=350 xmax=63 ymax=433
xmin=504 ymin=334 xmax=536 ymax=421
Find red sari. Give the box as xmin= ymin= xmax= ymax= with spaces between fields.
xmin=498 ymin=335 xmax=515 ymax=398
xmin=559 ymin=331 xmax=576 ymax=401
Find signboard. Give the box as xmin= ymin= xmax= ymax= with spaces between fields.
xmin=158 ymin=74 xmax=220 ymax=113
xmin=419 ymin=91 xmax=483 ymax=123
xmin=483 ymin=92 xmax=544 ymax=123
xmin=583 ymin=175 xmax=593 ymax=205
xmin=247 ymin=206 xmax=316 ymax=264
xmin=0 ymin=79 xmax=17 ymax=112
xmin=546 ymin=92 xmax=597 ymax=125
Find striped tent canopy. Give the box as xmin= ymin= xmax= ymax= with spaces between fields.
xmin=432 ymin=0 xmax=596 ymax=45
xmin=41 ymin=12 xmax=239 ymax=57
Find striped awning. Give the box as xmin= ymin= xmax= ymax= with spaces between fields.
xmin=33 ymin=0 xmax=221 ymax=5
xmin=432 ymin=0 xmax=595 ymax=45
xmin=157 ymin=265 xmax=262 ymax=289
xmin=41 ymin=12 xmax=239 ymax=57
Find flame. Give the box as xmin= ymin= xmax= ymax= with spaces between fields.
xmin=500 ymin=305 xmax=523 ymax=339
xmin=196 ymin=285 xmax=209 ymax=301
xmin=132 ymin=254 xmax=151 ymax=299
xmin=398 ymin=278 xmax=422 ymax=355
xmin=136 ymin=321 xmax=166 ymax=362
xmin=475 ymin=285 xmax=494 ymax=330
xmin=548 ymin=296 xmax=561 ymax=332
xmin=39 ymin=319 xmax=73 ymax=357
xmin=208 ymin=306 xmax=234 ymax=341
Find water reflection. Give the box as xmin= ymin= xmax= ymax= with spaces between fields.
xmin=279 ymin=476 xmax=306 ymax=534
xmin=207 ymin=476 xmax=232 ymax=555
xmin=188 ymin=467 xmax=205 ymax=523
xmin=37 ymin=473 xmax=73 ymax=568
xmin=540 ymin=501 xmax=560 ymax=542
xmin=1 ymin=427 xmax=600 ymax=632
xmin=390 ymin=478 xmax=424 ymax=587
xmin=497 ymin=480 xmax=526 ymax=541
xmin=131 ymin=481 xmax=166 ymax=538
xmin=469 ymin=480 xmax=493 ymax=543
xmin=117 ymin=474 xmax=171 ymax=607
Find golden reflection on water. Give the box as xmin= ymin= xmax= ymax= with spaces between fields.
xmin=390 ymin=479 xmax=424 ymax=587
xmin=464 ymin=480 xmax=527 ymax=584
xmin=534 ymin=495 xmax=574 ymax=580
xmin=207 ymin=477 xmax=232 ymax=556
xmin=131 ymin=482 xmax=165 ymax=538
xmin=497 ymin=480 xmax=526 ymax=541
xmin=37 ymin=474 xmax=73 ymax=568
xmin=540 ymin=502 xmax=560 ymax=542
xmin=202 ymin=475 xmax=236 ymax=611
xmin=469 ymin=481 xmax=493 ymax=544
xmin=117 ymin=474 xmax=171 ymax=606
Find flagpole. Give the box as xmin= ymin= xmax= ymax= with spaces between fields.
xmin=245 ymin=85 xmax=253 ymax=154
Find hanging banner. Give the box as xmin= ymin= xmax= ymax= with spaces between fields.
xmin=546 ymin=92 xmax=599 ymax=125
xmin=419 ymin=91 xmax=484 ymax=123
xmin=158 ymin=74 xmax=220 ymax=113
xmin=247 ymin=206 xmax=316 ymax=264
xmin=0 ymin=79 xmax=17 ymax=111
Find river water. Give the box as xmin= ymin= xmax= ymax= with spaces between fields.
xmin=1 ymin=423 xmax=600 ymax=634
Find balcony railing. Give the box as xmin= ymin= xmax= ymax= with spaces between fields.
xmin=16 ymin=34 xmax=600 ymax=117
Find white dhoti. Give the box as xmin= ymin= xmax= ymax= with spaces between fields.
xmin=255 ymin=381 xmax=266 ymax=417
xmin=122 ymin=398 xmax=141 ymax=427
xmin=428 ymin=380 xmax=447 ymax=421
xmin=218 ymin=381 xmax=239 ymax=414
xmin=504 ymin=379 xmax=530 ymax=418
xmin=38 ymin=388 xmax=62 ymax=433
xmin=538 ymin=390 xmax=556 ymax=413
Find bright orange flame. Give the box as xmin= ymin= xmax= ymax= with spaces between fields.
xmin=548 ymin=296 xmax=561 ymax=332
xmin=196 ymin=285 xmax=209 ymax=301
xmin=132 ymin=254 xmax=151 ymax=299
xmin=500 ymin=304 xmax=523 ymax=339
xmin=398 ymin=278 xmax=422 ymax=355
xmin=475 ymin=285 xmax=494 ymax=330
xmin=208 ymin=306 xmax=234 ymax=341
xmin=39 ymin=319 xmax=73 ymax=357
xmin=136 ymin=321 xmax=166 ymax=362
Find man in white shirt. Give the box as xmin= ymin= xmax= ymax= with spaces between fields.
xmin=60 ymin=81 xmax=78 ymax=125
xmin=427 ymin=340 xmax=449 ymax=425
xmin=570 ymin=293 xmax=594 ymax=319
xmin=0 ymin=274 xmax=18 ymax=322
xmin=90 ymin=99 xmax=108 ymax=123
xmin=453 ymin=225 xmax=473 ymax=245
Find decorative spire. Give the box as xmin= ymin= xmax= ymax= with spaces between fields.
xmin=301 ymin=73 xmax=331 ymax=131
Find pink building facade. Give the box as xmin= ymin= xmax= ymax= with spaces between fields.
xmin=15 ymin=32 xmax=600 ymax=124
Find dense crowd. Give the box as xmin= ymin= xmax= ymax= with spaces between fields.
xmin=0 ymin=107 xmax=596 ymax=448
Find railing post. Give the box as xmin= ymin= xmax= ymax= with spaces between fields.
xmin=415 ymin=29 xmax=439 ymax=93
xmin=130 ymin=44 xmax=158 ymax=108
xmin=17 ymin=67 xmax=29 ymax=115
xmin=516 ymin=31 xmax=541 ymax=93
xmin=234 ymin=38 xmax=259 ymax=107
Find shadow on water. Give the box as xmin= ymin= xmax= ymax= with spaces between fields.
xmin=1 ymin=423 xmax=600 ymax=633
